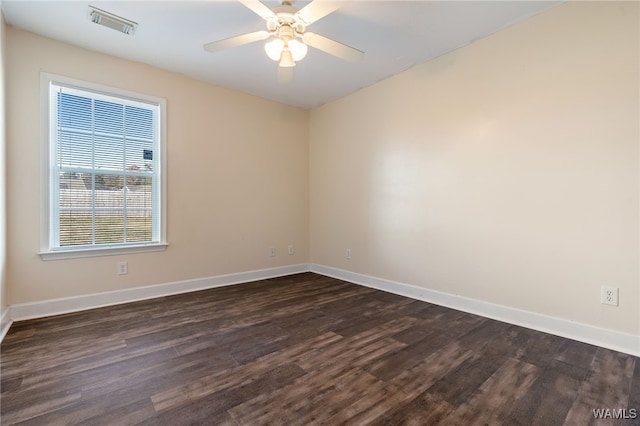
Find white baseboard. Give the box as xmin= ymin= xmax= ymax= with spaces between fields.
xmin=310 ymin=264 xmax=640 ymax=357
xmin=8 ymin=263 xmax=310 ymax=322
xmin=3 ymin=262 xmax=638 ymax=357
xmin=0 ymin=308 xmax=12 ymax=342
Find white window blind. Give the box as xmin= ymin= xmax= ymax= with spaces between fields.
xmin=42 ymin=77 xmax=166 ymax=258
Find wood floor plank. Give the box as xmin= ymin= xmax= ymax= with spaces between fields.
xmin=368 ymin=329 xmax=457 ymax=382
xmin=386 ymin=342 xmax=474 ymax=400
xmin=1 ymin=272 xmax=637 ymax=425
xmin=425 ymin=352 xmax=504 ymax=407
xmin=155 ymin=362 xmax=307 ymax=424
xmin=441 ymin=357 xmax=541 ymax=425
xmin=504 ymin=367 xmax=582 ymax=426
xmin=564 ymin=347 xmax=636 ymax=426
xmin=554 ymin=339 xmax=598 ymax=370
xmin=80 ymin=347 xmax=238 ymax=401
xmin=0 ymin=390 xmax=82 ymax=425
xmin=150 ymin=330 xmax=343 ymax=414
xmin=21 ymin=393 xmax=157 ymax=426
xmin=226 ymin=333 xmax=407 ymax=424
xmin=370 ymin=392 xmax=456 ymax=426
xmin=628 ymin=361 xmax=640 ymax=422
xmin=306 ymin=371 xmax=400 ymax=425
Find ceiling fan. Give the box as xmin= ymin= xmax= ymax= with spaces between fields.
xmin=203 ymin=0 xmax=364 ymax=82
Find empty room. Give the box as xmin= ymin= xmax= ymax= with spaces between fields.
xmin=0 ymin=0 xmax=638 ymax=424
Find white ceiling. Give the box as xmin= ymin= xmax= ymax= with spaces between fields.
xmin=2 ymin=1 xmax=562 ymax=109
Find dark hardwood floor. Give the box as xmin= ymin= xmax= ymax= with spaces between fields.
xmin=1 ymin=272 xmax=638 ymax=425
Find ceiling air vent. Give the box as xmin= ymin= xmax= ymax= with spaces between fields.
xmin=88 ymin=6 xmax=137 ymax=35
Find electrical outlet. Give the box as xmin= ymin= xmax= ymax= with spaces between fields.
xmin=117 ymin=261 xmax=128 ymax=275
xmin=269 ymin=247 xmax=276 ymax=257
xmin=288 ymin=245 xmax=294 ymax=255
xmin=601 ymin=286 xmax=618 ymax=306
xmin=346 ymin=248 xmax=351 ymax=260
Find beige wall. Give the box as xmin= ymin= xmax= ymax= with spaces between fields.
xmin=310 ymin=1 xmax=639 ymax=335
xmin=1 ymin=11 xmax=6 ymax=320
xmin=6 ymin=28 xmax=309 ymax=304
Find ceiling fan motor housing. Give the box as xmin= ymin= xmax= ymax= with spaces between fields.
xmin=267 ymin=3 xmax=306 ymax=39
xmin=277 ymin=24 xmax=294 ymax=41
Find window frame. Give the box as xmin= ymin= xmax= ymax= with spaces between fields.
xmin=39 ymin=73 xmax=167 ymax=260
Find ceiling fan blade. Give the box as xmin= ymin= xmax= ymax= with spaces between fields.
xmin=302 ymin=32 xmax=364 ymax=62
xmin=295 ymin=1 xmax=340 ymax=26
xmin=238 ymin=0 xmax=276 ymax=20
xmin=278 ymin=66 xmax=294 ymax=84
xmin=203 ymin=30 xmax=270 ymax=52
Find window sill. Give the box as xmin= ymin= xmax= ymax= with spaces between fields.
xmin=39 ymin=243 xmax=168 ymax=261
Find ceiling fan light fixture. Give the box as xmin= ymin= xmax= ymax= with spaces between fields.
xmin=288 ymin=39 xmax=308 ymax=61
xmin=265 ymin=37 xmax=307 ymax=63
xmin=265 ymin=38 xmax=284 ymax=61
xmin=279 ymin=49 xmax=296 ymax=67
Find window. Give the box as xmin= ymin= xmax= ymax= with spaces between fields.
xmin=40 ymin=74 xmax=166 ymax=260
